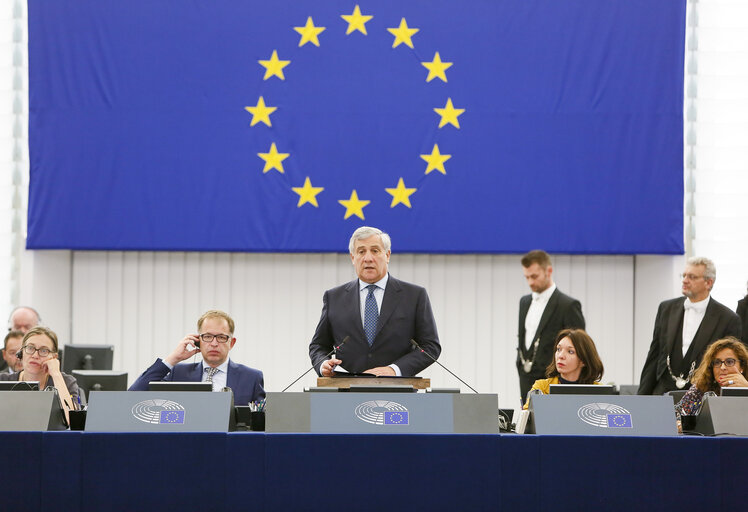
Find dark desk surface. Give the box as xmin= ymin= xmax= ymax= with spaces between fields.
xmin=2 ymin=432 xmax=746 ymax=512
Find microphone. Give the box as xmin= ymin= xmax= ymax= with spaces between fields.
xmin=410 ymin=339 xmax=479 ymax=394
xmin=281 ymin=336 xmax=350 ymax=392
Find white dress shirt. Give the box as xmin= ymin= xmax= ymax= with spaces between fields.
xmin=524 ymin=283 xmax=557 ymax=350
xmin=682 ymin=296 xmax=710 ymax=357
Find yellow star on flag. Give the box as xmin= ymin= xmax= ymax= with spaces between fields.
xmin=258 ymin=50 xmax=290 ymax=80
xmin=341 ymin=5 xmax=373 ymax=35
xmin=292 ymin=177 xmax=324 ymax=207
xmin=420 ymin=144 xmax=452 ymax=175
xmin=244 ymin=96 xmax=277 ymax=127
xmin=294 ymin=17 xmax=326 ymax=47
xmin=385 ymin=178 xmax=417 ymax=208
xmin=421 ymin=52 xmax=453 ymax=83
xmin=434 ymin=98 xmax=465 ymax=129
xmin=387 ymin=18 xmax=419 ymax=49
xmin=338 ymin=190 xmax=370 ymax=220
xmin=257 ymin=143 xmax=289 ymax=174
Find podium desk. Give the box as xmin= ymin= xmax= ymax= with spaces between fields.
xmin=267 ymin=391 xmax=498 ymax=433
xmin=527 ymin=394 xmax=677 ymax=436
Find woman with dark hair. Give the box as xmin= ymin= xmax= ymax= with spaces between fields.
xmin=523 ymin=328 xmax=604 ymax=408
xmin=675 ymin=337 xmax=748 ymax=418
xmin=0 ymin=326 xmax=79 ymax=423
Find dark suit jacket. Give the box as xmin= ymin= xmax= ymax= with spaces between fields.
xmin=128 ymin=358 xmax=265 ymax=405
xmin=308 ymin=275 xmax=441 ymax=376
xmin=737 ymin=297 xmax=748 ymax=344
xmin=638 ymin=296 xmax=742 ymax=395
xmin=516 ymin=288 xmax=585 ymax=379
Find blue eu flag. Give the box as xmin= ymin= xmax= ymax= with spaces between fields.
xmin=607 ymin=414 xmax=632 ymax=428
xmin=159 ymin=410 xmax=185 ymax=424
xmin=28 ymin=0 xmax=685 ymax=254
xmin=384 ymin=411 xmax=409 ymax=425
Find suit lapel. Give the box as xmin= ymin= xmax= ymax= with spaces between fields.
xmin=225 ymin=360 xmax=236 ymax=389
xmin=518 ymin=295 xmax=531 ymax=355
xmin=345 ymin=279 xmax=367 ymax=342
xmin=534 ymin=289 xmax=559 ymax=340
xmin=191 ymin=362 xmax=204 ymax=381
xmin=375 ymin=276 xmax=402 ymax=341
xmin=665 ymin=298 xmax=686 ymax=355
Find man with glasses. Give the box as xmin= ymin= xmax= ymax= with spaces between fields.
xmin=129 ymin=310 xmax=265 ymax=404
xmin=638 ymin=257 xmax=742 ymax=395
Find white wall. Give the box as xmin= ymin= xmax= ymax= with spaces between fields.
xmin=19 ymin=249 xmax=707 ymax=409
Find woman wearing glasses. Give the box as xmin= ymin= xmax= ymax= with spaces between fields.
xmin=0 ymin=326 xmax=79 ymax=421
xmin=675 ymin=337 xmax=748 ymax=418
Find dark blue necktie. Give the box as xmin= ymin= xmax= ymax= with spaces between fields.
xmin=364 ymin=284 xmax=379 ymax=346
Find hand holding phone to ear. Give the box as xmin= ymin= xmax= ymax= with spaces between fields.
xmin=164 ymin=335 xmax=201 ymax=366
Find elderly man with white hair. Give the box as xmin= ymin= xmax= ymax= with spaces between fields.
xmin=638 ymin=257 xmax=742 ymax=395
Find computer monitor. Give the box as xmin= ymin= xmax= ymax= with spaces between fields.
xmin=0 ymin=381 xmax=40 ymax=391
xmin=148 ymin=382 xmax=213 ymax=392
xmin=721 ymin=387 xmax=748 ymax=397
xmin=549 ymin=384 xmax=616 ymax=395
xmin=72 ymin=370 xmax=128 ymax=401
xmin=62 ymin=344 xmax=114 ymax=373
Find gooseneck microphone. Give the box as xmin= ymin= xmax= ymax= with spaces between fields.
xmin=281 ymin=336 xmax=350 ymax=392
xmin=410 ymin=339 xmax=479 ymax=394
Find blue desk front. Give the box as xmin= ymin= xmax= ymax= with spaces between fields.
xmin=1 ymin=432 xmax=746 ymax=511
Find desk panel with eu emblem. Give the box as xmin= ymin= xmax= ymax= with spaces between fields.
xmin=527 ymin=394 xmax=677 ymax=436
xmin=84 ymin=391 xmax=234 ymax=432
xmin=265 ymin=391 xmax=498 ymax=433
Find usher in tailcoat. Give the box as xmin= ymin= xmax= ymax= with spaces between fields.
xmin=309 ymin=275 xmax=441 ymax=376
xmin=638 ymin=296 xmax=742 ymax=395
xmin=517 ymin=288 xmax=585 ymax=401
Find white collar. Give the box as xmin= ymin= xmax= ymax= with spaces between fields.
xmin=359 ymin=274 xmax=389 ymax=291
xmin=532 ymin=283 xmax=557 ymax=302
xmin=684 ymin=295 xmax=710 ymax=312
xmin=204 ymin=358 xmax=230 ymax=374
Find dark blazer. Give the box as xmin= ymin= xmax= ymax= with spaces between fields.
xmin=638 ymin=296 xmax=742 ymax=395
xmin=737 ymin=296 xmax=748 ymax=344
xmin=128 ymin=358 xmax=265 ymax=405
xmin=516 ymin=288 xmax=585 ymax=381
xmin=308 ymin=275 xmax=441 ymax=376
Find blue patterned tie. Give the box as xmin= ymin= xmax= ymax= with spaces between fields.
xmin=364 ymin=284 xmax=379 ymax=346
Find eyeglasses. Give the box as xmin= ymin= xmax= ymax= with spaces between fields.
xmin=22 ymin=345 xmax=55 ymax=357
xmin=711 ymin=358 xmax=738 ymax=368
xmin=681 ymin=273 xmax=706 ymax=281
xmin=199 ymin=333 xmax=231 ymax=344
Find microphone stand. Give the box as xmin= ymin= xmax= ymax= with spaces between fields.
xmin=410 ymin=339 xmax=479 ymax=394
xmin=281 ymin=336 xmax=350 ymax=392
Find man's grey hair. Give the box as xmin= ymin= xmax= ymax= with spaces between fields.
xmin=7 ymin=306 xmax=42 ymax=331
xmin=687 ymin=256 xmax=716 ymax=282
xmin=348 ymin=226 xmax=392 ymax=254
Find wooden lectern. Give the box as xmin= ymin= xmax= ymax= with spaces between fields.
xmin=317 ymin=376 xmax=430 ymax=390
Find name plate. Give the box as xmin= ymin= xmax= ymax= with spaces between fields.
xmin=85 ymin=391 xmax=234 ymax=432
xmin=694 ymin=396 xmax=748 ymax=435
xmin=0 ymin=391 xmax=67 ymax=431
xmin=266 ymin=392 xmax=498 ymax=433
xmin=528 ymin=394 xmax=677 ymax=436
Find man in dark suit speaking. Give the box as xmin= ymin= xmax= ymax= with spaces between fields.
xmin=638 ymin=257 xmax=742 ymax=395
xmin=517 ymin=250 xmax=585 ymax=404
xmin=309 ymin=226 xmax=441 ymax=377
xmin=129 ymin=310 xmax=265 ymax=405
